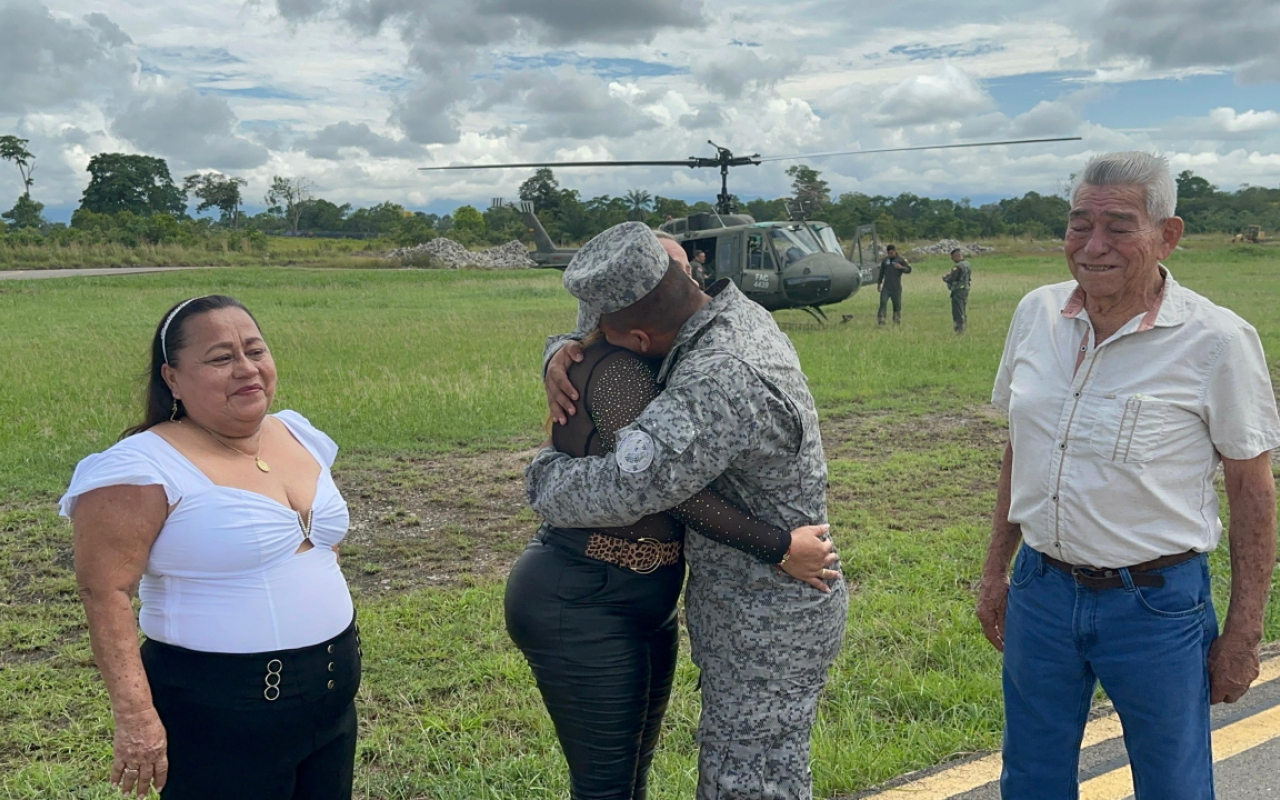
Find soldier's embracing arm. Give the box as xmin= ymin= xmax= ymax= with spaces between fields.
xmin=527 ymin=361 xmax=759 ymax=529
xmin=543 ymin=301 xmax=597 ymax=425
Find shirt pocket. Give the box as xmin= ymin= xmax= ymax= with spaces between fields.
xmin=638 ymin=407 xmax=700 ymax=456
xmin=1088 ymin=395 xmax=1172 ymax=463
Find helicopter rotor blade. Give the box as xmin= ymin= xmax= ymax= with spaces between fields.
xmin=754 ymin=136 xmax=1082 ymax=163
xmin=419 ymin=159 xmax=701 ymax=171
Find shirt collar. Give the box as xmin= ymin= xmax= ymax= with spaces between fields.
xmin=1061 ymin=265 xmax=1189 ymax=332
xmin=656 ymin=279 xmax=735 ymax=383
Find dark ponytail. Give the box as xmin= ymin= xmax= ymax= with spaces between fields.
xmin=121 ymin=295 xmax=262 ymax=438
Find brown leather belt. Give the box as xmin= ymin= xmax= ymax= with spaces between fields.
xmin=1040 ymin=549 xmax=1199 ymax=591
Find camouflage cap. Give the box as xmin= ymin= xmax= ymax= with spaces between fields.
xmin=563 ymin=222 xmax=668 ymax=323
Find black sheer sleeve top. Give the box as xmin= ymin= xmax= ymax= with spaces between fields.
xmin=551 ymin=341 xmax=790 ymax=563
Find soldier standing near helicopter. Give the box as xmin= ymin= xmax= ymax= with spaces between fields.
xmin=877 ymin=245 xmax=912 ymax=325
xmin=943 ymin=247 xmax=972 ymax=333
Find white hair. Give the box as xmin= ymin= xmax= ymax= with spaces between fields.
xmin=1071 ymin=151 xmax=1177 ymax=223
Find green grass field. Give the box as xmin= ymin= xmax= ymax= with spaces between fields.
xmin=2 ymin=238 xmax=1279 ymax=799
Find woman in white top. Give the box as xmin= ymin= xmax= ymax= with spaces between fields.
xmin=61 ymin=295 xmax=360 ymax=800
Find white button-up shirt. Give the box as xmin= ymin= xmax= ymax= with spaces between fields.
xmin=992 ymin=268 xmax=1280 ymax=568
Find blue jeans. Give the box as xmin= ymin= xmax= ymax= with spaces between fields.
xmin=1001 ymin=544 xmax=1218 ymax=800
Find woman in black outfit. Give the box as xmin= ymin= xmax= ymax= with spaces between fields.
xmin=505 ymin=338 xmax=806 ymax=800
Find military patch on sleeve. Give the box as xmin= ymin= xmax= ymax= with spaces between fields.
xmin=615 ymin=431 xmax=656 ymax=474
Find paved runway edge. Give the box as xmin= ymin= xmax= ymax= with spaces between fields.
xmin=848 ymin=649 xmax=1280 ymax=800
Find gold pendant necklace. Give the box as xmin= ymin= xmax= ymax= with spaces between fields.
xmin=183 ymin=419 xmax=271 ymax=472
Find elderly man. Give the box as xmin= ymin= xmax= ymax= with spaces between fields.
xmin=530 ymin=222 xmax=849 ymax=799
xmin=977 ymin=152 xmax=1280 ymax=799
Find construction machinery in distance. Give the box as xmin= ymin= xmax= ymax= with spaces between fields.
xmin=1233 ymin=225 xmax=1269 ymax=244
xmin=432 ymin=136 xmax=1082 ymax=321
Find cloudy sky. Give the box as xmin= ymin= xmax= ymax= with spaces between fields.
xmin=2 ymin=0 xmax=1279 ymax=221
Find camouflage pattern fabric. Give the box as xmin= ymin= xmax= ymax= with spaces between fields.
xmin=562 ymin=220 xmax=669 ymax=330
xmin=543 ymin=221 xmax=668 ymax=371
xmin=944 ymin=259 xmax=972 ymax=333
xmin=529 ymin=281 xmax=848 ymax=799
xmin=944 ymin=259 xmax=972 ymax=292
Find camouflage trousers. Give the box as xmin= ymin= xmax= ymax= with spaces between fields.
xmin=685 ymin=533 xmax=849 ymax=800
xmin=951 ymin=288 xmax=968 ymax=333
xmin=695 ymin=673 xmax=831 ymax=800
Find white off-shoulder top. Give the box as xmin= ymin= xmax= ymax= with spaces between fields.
xmin=59 ymin=410 xmax=354 ymax=654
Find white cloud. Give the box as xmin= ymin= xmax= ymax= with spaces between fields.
xmin=3 ymin=0 xmax=1279 ymax=216
xmin=0 ymin=1 xmax=135 ymax=114
xmin=1089 ymin=0 xmax=1280 ymax=82
xmin=294 ymin=121 xmax=427 ymax=161
xmin=694 ymin=49 xmax=804 ymax=99
xmin=110 ymin=84 xmax=270 ymax=171
xmin=1203 ymin=107 xmax=1280 ymax=135
xmin=871 ymin=64 xmax=996 ymax=127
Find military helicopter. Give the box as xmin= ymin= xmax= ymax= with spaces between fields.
xmin=422 ymin=136 xmax=1080 ymax=322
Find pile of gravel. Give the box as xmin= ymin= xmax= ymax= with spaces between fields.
xmin=909 ymin=239 xmax=996 ymax=257
xmin=387 ymin=238 xmax=535 ymax=269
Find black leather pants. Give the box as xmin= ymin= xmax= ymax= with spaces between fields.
xmin=505 ymin=531 xmax=684 ymax=800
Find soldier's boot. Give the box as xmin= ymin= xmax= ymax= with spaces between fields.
xmin=893 ymin=312 xmax=901 ymax=325
xmin=877 ymin=313 xmax=886 ymax=326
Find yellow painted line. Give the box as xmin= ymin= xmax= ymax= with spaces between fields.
xmin=862 ymin=658 xmax=1280 ymax=799
xmin=1080 ymin=701 xmax=1280 ymax=799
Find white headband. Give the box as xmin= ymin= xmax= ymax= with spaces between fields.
xmin=160 ymin=297 xmax=202 ymax=365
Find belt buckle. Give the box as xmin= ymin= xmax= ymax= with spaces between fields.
xmin=631 ymin=538 xmax=663 ymax=575
xmin=1071 ymin=565 xmax=1118 ymax=588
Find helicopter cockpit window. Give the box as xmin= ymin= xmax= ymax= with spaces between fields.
xmin=747 ymin=235 xmax=767 ymax=271
xmin=814 ymin=226 xmax=842 ymax=255
xmin=768 ymin=227 xmax=820 ymax=268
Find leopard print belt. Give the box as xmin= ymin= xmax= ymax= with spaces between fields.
xmin=583 ymin=534 xmax=682 ymax=574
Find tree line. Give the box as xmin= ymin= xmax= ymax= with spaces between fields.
xmin=2 ymin=137 xmax=1277 ymax=251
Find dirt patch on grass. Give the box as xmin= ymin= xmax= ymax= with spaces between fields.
xmin=333 ymin=447 xmax=540 ymax=597
xmin=333 ymin=406 xmax=1008 ymax=595
xmin=822 ymin=405 xmax=1007 ymax=460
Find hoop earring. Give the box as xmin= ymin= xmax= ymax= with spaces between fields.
xmin=170 ymin=400 xmax=179 ymax=422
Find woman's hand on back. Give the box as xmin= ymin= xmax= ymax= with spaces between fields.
xmin=780 ymin=524 xmax=840 ymax=592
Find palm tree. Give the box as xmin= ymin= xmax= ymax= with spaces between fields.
xmin=625 ymin=189 xmax=652 ymax=221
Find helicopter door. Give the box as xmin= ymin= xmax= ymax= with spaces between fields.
xmin=744 ymin=233 xmax=779 ymax=294
xmin=687 ymin=238 xmax=717 ymax=282
xmin=711 ymin=234 xmax=739 ymax=284
xmin=848 ymin=223 xmax=881 ymax=286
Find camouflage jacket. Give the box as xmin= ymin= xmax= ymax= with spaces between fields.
xmin=529 ymin=281 xmax=846 ymax=688
xmin=944 ymin=259 xmax=972 ymax=292
xmin=527 ymin=280 xmax=828 ymax=535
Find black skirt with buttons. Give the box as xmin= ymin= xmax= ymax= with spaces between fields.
xmin=140 ymin=615 xmax=361 ymax=800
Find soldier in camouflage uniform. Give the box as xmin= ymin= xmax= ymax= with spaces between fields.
xmin=529 ymin=222 xmax=849 ymax=800
xmin=942 ymin=248 xmax=972 ymax=333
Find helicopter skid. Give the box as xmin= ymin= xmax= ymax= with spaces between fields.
xmin=799 ymin=306 xmax=829 ymax=325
